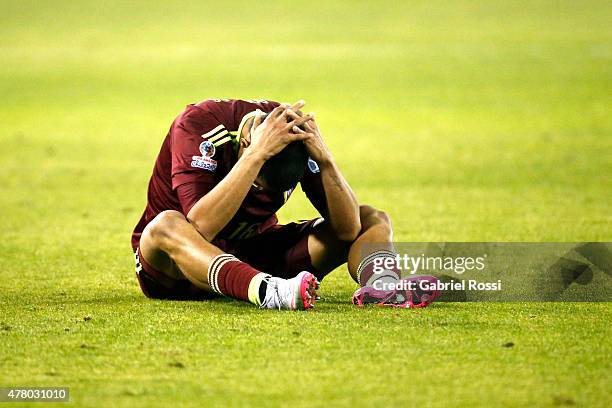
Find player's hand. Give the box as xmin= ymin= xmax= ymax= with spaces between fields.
xmin=248 ymin=102 xmax=313 ymax=161
xmin=289 ymin=112 xmax=332 ymax=164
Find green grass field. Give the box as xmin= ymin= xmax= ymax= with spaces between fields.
xmin=1 ymin=1 xmax=611 ymax=406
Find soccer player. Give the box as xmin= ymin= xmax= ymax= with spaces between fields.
xmin=131 ymin=99 xmax=439 ymax=310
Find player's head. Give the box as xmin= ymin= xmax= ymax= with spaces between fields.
xmin=257 ymin=141 xmax=308 ymax=192
xmin=243 ymin=113 xmax=309 ymax=192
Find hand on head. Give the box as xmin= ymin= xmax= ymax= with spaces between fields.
xmin=247 ymin=100 xmax=314 ymax=161
xmin=282 ymin=101 xmax=330 ymax=164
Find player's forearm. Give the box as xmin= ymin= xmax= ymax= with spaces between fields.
xmin=319 ymin=158 xmax=361 ymax=241
xmin=187 ymin=151 xmax=265 ymax=241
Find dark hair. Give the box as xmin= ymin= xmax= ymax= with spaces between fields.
xmin=253 ymin=112 xmax=308 ymax=191
xmin=259 ymin=141 xmax=308 ymax=191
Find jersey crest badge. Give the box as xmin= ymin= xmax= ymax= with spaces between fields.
xmin=192 ymin=141 xmax=217 ymax=171
xmin=199 ymin=140 xmax=216 ymax=157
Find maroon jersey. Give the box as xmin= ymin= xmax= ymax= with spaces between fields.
xmin=131 ymin=99 xmax=327 ymax=251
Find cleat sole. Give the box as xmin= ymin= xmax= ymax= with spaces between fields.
xmin=297 ymin=272 xmax=319 ymax=310
xmin=351 ymin=276 xmax=441 ymax=309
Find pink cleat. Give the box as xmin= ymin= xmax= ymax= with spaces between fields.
xmin=352 ymin=275 xmax=440 ymax=308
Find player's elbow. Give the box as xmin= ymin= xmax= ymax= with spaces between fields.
xmin=186 ymin=215 xmax=217 ymax=242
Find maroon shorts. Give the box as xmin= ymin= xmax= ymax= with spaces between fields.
xmin=133 ymin=218 xmax=326 ymax=300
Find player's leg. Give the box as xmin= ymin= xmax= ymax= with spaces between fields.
xmin=138 ymin=210 xmax=317 ymax=309
xmin=346 ymin=205 xmax=396 ymax=283
xmin=306 ymin=205 xmax=440 ymax=308
xmin=212 ymin=206 xmax=394 ymax=283
xmin=306 ymin=205 xmax=395 ymax=282
xmin=138 ymin=210 xmax=222 ymax=292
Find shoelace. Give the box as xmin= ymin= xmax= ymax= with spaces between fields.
xmin=260 ymin=278 xmax=283 ymax=310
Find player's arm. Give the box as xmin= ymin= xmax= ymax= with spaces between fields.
xmin=291 ymin=113 xmax=361 ymax=242
xmin=186 ymin=106 xmax=313 ymax=241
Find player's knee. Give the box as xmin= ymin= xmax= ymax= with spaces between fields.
xmin=146 ymin=210 xmax=186 ymax=245
xmin=359 ymin=204 xmax=391 ymax=230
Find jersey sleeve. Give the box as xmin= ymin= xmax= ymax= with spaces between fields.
xmin=170 ymin=99 xmax=282 ymax=213
xmin=170 ymin=106 xmax=224 ymax=191
xmin=300 ymin=158 xmax=328 ymax=217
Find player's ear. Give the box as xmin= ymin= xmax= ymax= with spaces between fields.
xmin=241 ymin=114 xmax=259 ymax=149
xmin=240 ymin=134 xmax=250 ymax=148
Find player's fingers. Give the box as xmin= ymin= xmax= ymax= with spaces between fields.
xmin=252 ymin=111 xmax=263 ymax=129
xmin=286 ymin=109 xmax=302 ymax=121
xmin=292 ymin=125 xmax=308 ymax=134
xmin=305 ymin=112 xmax=319 ymax=130
xmin=287 ymin=113 xmax=313 ymax=129
xmin=287 ymin=131 xmax=313 ymax=142
xmin=290 ymin=100 xmax=305 ymax=112
xmin=278 ymin=108 xmax=289 ymax=121
xmin=270 ymin=104 xmax=288 ymax=118
xmin=285 ymin=102 xmax=306 ymax=123
xmin=303 ymin=119 xmax=314 ymax=131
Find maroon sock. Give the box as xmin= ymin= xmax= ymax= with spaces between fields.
xmin=207 ymin=254 xmax=265 ymax=302
xmin=356 ymin=250 xmax=400 ymax=286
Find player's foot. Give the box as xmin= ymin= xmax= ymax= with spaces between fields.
xmin=261 ymin=271 xmax=319 ymax=310
xmin=352 ymin=275 xmax=440 ymax=308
